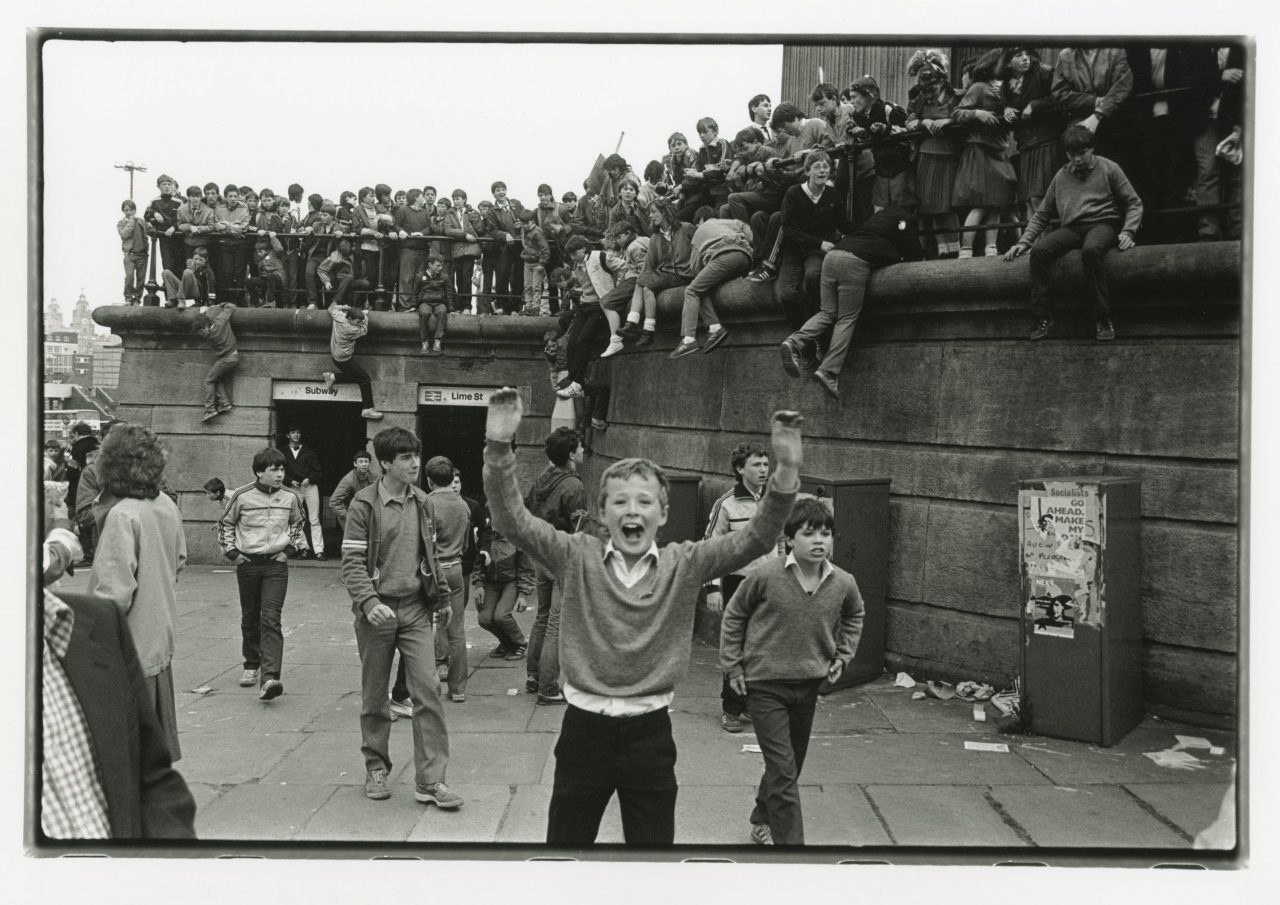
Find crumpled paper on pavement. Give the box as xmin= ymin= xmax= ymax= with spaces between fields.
xmin=955 ymin=681 xmax=995 ymax=701
xmin=893 ymin=671 xmax=917 ymax=688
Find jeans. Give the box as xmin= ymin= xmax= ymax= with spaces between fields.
xmin=354 ymin=591 xmax=449 ymax=787
xmin=236 ymin=559 xmax=288 ymax=684
xmin=203 ymin=351 xmax=239 ymax=412
xmin=681 ymin=250 xmax=750 ymax=337
xmin=547 ymin=705 xmax=678 ymax=846
xmin=789 ymin=250 xmax=872 ymax=376
xmin=295 ymin=483 xmax=324 ymax=556
xmin=523 ymin=262 xmax=546 ymax=310
xmin=1192 ymin=120 xmax=1243 ymax=240
xmin=775 ymin=250 xmax=825 ymax=329
xmin=525 ymin=569 xmax=562 ymax=695
xmin=122 ymin=252 xmax=147 ymax=303
xmin=717 ymin=575 xmax=748 ymax=718
xmin=161 ymin=268 xmax=206 ymax=305
xmin=1029 ymin=222 xmax=1119 ymax=319
xmin=332 ymin=355 xmax=374 ymax=409
xmin=746 ymin=677 xmax=823 ymax=845
xmin=304 ymin=255 xmax=327 ymax=307
xmin=431 ymin=563 xmax=469 ymax=696
xmin=418 ymin=303 xmax=448 ymax=344
xmin=451 ymin=255 xmax=475 ymax=312
xmin=477 ymin=578 xmax=526 ymax=649
xmin=632 ymin=271 xmax=689 ymax=321
xmin=398 ymin=247 xmax=426 ymax=307
xmin=565 ymin=303 xmax=611 ymax=385
xmin=479 ymin=250 xmax=499 ymax=314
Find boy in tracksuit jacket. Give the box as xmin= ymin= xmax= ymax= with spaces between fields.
xmin=483 ymin=389 xmax=804 ymax=846
xmin=720 ymin=497 xmax=863 ymax=847
xmin=339 ymin=427 xmax=463 ymax=810
xmin=519 ymin=208 xmax=551 ymax=316
xmin=217 ymin=447 xmax=309 ymax=701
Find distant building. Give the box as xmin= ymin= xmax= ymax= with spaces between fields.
xmin=43 ymin=383 xmax=111 ymax=440
xmin=44 ymin=297 xmax=65 ymax=330
xmin=91 ymin=334 xmax=122 ymax=390
xmin=72 ymin=290 xmax=94 ymax=353
xmin=43 ymin=330 xmax=78 ymax=383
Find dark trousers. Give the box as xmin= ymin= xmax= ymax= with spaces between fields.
xmin=304 ymin=255 xmax=327 ymax=307
xmin=356 ymin=249 xmax=382 ymax=287
xmin=159 ymin=234 xmax=186 ymax=276
xmin=746 ymin=677 xmax=823 ymax=845
xmin=547 ymin=705 xmax=679 ymax=846
xmin=236 ymin=559 xmax=288 ymax=684
xmin=1029 ymin=222 xmax=1119 ymax=319
xmin=219 ymin=241 xmax=250 ymax=299
xmin=332 ymin=355 xmax=374 ymax=409
xmin=477 ymin=578 xmax=526 ymax=649
xmin=418 ymin=303 xmax=448 ymax=344
xmin=246 ymin=273 xmax=285 ymax=307
xmin=451 ymin=255 xmax=476 ymax=312
xmin=332 ymin=275 xmax=371 ymax=308
xmin=776 ymin=250 xmax=825 ymax=329
xmin=479 ymin=249 xmax=499 ymax=314
xmin=494 ymin=243 xmax=523 ymax=312
xmin=282 ymin=242 xmax=303 ymax=306
xmin=718 ymin=575 xmax=748 ymax=717
xmin=566 ymin=303 xmax=611 ymax=385
xmin=726 ymin=189 xmax=783 ymax=227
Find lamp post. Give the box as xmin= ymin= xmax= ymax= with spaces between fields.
xmin=114 ymin=161 xmax=147 ymax=200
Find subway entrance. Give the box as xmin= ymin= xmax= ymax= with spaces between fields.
xmin=273 ymin=379 xmax=370 ymax=554
xmin=415 ymin=385 xmax=500 ymax=502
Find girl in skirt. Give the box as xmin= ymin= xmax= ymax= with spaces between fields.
xmin=951 ymin=49 xmax=1018 ymax=256
xmin=1001 ymin=47 xmax=1063 ymax=223
xmin=906 ymin=60 xmax=962 ymax=257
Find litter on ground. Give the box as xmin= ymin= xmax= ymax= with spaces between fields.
xmin=893 ymin=671 xmax=916 ymax=688
xmin=964 ymin=741 xmax=1009 ymax=753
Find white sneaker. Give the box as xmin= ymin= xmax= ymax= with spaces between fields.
xmin=555 ymin=382 xmax=584 ymax=399
xmin=322 ymin=371 xmax=336 ymax=388
xmin=599 ymin=338 xmax=625 ymax=359
xmin=362 ymin=408 xmax=385 ymax=420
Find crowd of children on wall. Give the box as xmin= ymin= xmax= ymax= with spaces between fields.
xmin=117 ymin=44 xmax=1244 ymax=403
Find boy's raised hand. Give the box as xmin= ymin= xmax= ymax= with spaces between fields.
xmin=486 ymin=387 xmax=523 ymax=442
xmin=769 ymin=410 xmax=804 ymax=476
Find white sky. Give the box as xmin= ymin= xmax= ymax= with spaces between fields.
xmin=41 ymin=40 xmax=781 ymax=322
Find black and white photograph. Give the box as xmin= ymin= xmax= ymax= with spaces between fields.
xmin=15 ymin=2 xmax=1272 ymax=901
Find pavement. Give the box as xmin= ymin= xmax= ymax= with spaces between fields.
xmin=56 ymin=563 xmax=1238 ymax=860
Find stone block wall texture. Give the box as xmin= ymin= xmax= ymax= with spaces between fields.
xmin=96 ymin=241 xmax=1243 ymax=725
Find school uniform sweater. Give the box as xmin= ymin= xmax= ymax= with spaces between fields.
xmin=778 ymin=182 xmax=846 ymax=254
xmin=1020 ymin=155 xmax=1144 ymax=246
xmin=484 ymin=439 xmax=798 ymax=699
xmin=719 ymin=556 xmax=864 ymax=682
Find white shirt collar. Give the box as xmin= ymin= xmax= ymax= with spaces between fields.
xmin=784 ymin=552 xmax=833 ymax=588
xmin=603 ymin=540 xmax=660 ymax=588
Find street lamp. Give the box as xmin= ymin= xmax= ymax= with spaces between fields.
xmin=114 ymin=161 xmax=148 ymax=200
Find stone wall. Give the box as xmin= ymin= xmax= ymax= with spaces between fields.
xmin=96 ymin=240 xmax=1243 ymax=725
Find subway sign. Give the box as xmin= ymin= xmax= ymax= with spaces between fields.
xmin=272 ymin=380 xmax=363 ymax=402
xmin=418 ymin=385 xmax=499 ymax=407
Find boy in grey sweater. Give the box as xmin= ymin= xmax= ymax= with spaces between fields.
xmin=484 ymin=388 xmax=803 ymax=846
xmin=720 ymin=497 xmax=864 ymax=846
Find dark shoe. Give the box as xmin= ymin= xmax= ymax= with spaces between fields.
xmin=489 ymin=645 xmax=512 ymax=659
xmin=779 ymin=338 xmax=803 ymax=378
xmin=525 ymin=677 xmax=538 ymax=694
xmin=750 ymin=822 xmax=773 ymax=845
xmin=505 ymin=644 xmax=528 ymax=661
xmin=701 ymin=327 xmax=730 ymax=353
xmin=536 ymin=692 xmax=567 ymax=706
xmin=365 ymin=768 xmax=391 ymax=800
xmin=618 ymin=321 xmax=643 ymax=338
xmin=1095 ymin=316 xmax=1116 ymax=342
xmin=669 ymin=340 xmax=701 ymax=360
xmin=738 ymin=710 xmax=753 ymax=724
xmin=1029 ymin=317 xmax=1052 ymax=341
xmin=259 ymin=679 xmax=284 ymax=701
xmin=415 ymin=781 xmax=463 ymax=809
xmin=591 ymin=418 xmax=609 ymax=431
xmin=746 ymin=266 xmax=775 ymax=284
xmin=812 ymin=369 xmax=840 ymax=399
xmin=721 ymin=712 xmax=744 ymax=733
xmin=635 ymin=331 xmax=654 ymax=349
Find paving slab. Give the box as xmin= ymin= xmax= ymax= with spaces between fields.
xmin=423 ymin=731 xmax=555 ymax=785
xmin=810 ymin=692 xmax=897 ymax=733
xmin=195 ymin=781 xmax=339 ymax=841
xmin=1123 ymin=782 xmax=1233 ymax=842
xmin=863 ymin=688 xmax=996 ymax=734
xmin=802 ymin=784 xmax=894 ymax=847
xmin=176 ymin=730 xmax=308 ymax=785
xmin=277 ymin=640 xmax=363 ymax=666
xmin=172 ymin=657 xmax=241 ymax=694
xmin=177 ymin=687 xmax=342 ymax=734
xmin=436 ymin=696 xmax=537 ymax=733
xmin=278 ymin=662 xmax=366 ymax=695
xmin=496 ymin=784 xmax=553 ymax=843
xmin=799 ymin=733 xmax=1050 ymax=786
xmin=668 ymin=722 xmax=776 ymax=786
xmin=260 ymin=731 xmax=413 ymax=786
xmin=1010 ymin=730 xmax=1237 ymax=786
xmin=527 ymin=701 xmax=568 ymax=733
xmin=298 ymin=783 xmax=439 ymax=842
xmin=864 ymin=784 xmax=1027 ymax=847
xmin=462 ymin=662 xmax=531 ymax=695
xmin=405 ymin=783 xmax=513 ymax=844
xmin=185 ymin=781 xmax=226 ymax=816
xmin=987 ymin=784 xmax=1190 ymax=847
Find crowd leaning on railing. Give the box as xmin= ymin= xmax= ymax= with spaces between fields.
xmin=115 ymin=44 xmax=1245 ymax=411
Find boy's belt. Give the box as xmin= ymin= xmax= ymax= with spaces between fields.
xmin=437 ymin=557 xmax=462 ymax=567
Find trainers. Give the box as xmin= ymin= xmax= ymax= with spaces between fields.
xmin=364 ymin=768 xmax=391 ymax=800
xmin=721 ymin=712 xmax=745 ymax=733
xmin=618 ymin=321 xmax=643 ymax=338
xmin=525 ymin=677 xmax=539 ymax=694
xmin=201 ymin=409 xmax=220 ymax=423
xmin=555 ymin=382 xmax=584 ymax=399
xmin=746 ymin=266 xmax=775 ymax=284
xmin=591 ymin=418 xmax=609 ymax=431
xmin=635 ymin=331 xmax=654 ymax=349
xmin=702 ymin=327 xmax=730 ymax=353
xmin=450 ymin=692 xmax=466 ymax=703
xmin=259 ymin=679 xmax=284 ymax=701
xmin=669 ymin=340 xmax=700 ymax=360
xmin=1029 ymin=317 xmax=1052 ymax=341
xmin=505 ymin=644 xmax=528 ymax=661
xmin=1095 ymin=316 xmax=1116 ymax=342
xmin=489 ymin=645 xmax=513 ymax=659
xmin=432 ymin=340 xmax=443 ymax=353
xmin=415 ymin=781 xmax=463 ymax=809
xmin=437 ymin=664 xmax=450 ymax=682
xmin=779 ymin=338 xmax=804 ymax=378
xmin=812 ymin=369 xmax=840 ymax=399
xmin=750 ymin=822 xmax=773 ymax=845
xmin=536 ymin=692 xmax=567 ymax=706
xmin=389 ymin=698 xmax=413 ymax=719
xmin=421 ymin=342 xmax=432 ymax=354
xmin=239 ymin=668 xmax=259 ymax=687
xmin=599 ymin=338 xmax=625 ymax=359
xmin=322 ymin=371 xmax=336 ymax=388
xmin=361 ymin=408 xmax=385 ymax=420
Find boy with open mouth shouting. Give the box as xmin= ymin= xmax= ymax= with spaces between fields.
xmin=483 ymin=388 xmax=803 ymax=846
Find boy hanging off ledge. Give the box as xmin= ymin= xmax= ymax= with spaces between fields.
xmin=482 ymin=387 xmax=804 ymax=846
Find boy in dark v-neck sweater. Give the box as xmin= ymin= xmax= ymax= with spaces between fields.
xmin=483 ymin=389 xmax=804 ymax=846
